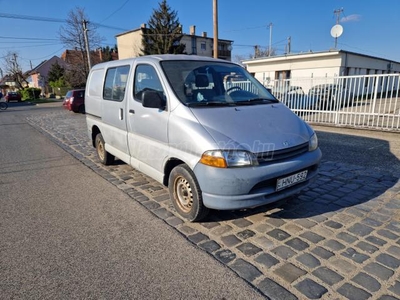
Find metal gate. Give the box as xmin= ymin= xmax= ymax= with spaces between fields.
xmin=262 ymin=74 xmax=400 ymax=131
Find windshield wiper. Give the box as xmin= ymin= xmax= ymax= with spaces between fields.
xmin=187 ymin=101 xmax=236 ymax=107
xmin=235 ymin=98 xmax=279 ymax=105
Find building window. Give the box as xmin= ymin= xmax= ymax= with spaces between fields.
xmin=201 ymin=43 xmax=206 ymax=50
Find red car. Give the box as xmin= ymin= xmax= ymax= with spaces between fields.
xmin=63 ymin=89 xmax=85 ymax=113
xmin=5 ymin=92 xmax=22 ymax=102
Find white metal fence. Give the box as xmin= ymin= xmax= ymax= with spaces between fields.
xmin=261 ymin=74 xmax=400 ymax=131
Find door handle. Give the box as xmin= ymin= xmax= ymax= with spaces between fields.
xmin=119 ymin=108 xmax=123 ymax=120
xmin=129 ymin=109 xmax=135 ymax=114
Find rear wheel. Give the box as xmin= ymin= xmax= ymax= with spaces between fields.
xmin=78 ymin=105 xmax=85 ymax=114
xmin=95 ymin=133 xmax=114 ymax=165
xmin=0 ymin=102 xmax=7 ymax=110
xmin=168 ymin=164 xmax=209 ymax=222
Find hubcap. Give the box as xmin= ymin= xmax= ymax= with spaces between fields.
xmin=97 ymin=139 xmax=105 ymax=160
xmin=175 ymin=176 xmax=193 ymax=213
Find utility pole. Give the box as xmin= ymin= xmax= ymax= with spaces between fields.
xmin=213 ymin=0 xmax=218 ymax=58
xmin=287 ymin=36 xmax=291 ymax=54
xmin=268 ymin=23 xmax=273 ymax=56
xmin=82 ymin=20 xmax=92 ymax=70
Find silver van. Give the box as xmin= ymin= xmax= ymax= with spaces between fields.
xmin=85 ymin=55 xmax=322 ymax=221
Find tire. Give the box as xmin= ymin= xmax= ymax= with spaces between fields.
xmin=95 ymin=133 xmax=114 ymax=165
xmin=0 ymin=102 xmax=7 ymax=110
xmin=168 ymin=164 xmax=209 ymax=222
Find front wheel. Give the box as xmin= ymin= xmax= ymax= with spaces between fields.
xmin=0 ymin=102 xmax=7 ymax=110
xmin=168 ymin=164 xmax=209 ymax=222
xmin=95 ymin=133 xmax=115 ymax=165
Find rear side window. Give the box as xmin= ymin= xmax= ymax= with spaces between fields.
xmin=103 ymin=65 xmax=130 ymax=101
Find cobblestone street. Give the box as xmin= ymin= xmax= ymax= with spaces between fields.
xmin=27 ymin=110 xmax=399 ymax=300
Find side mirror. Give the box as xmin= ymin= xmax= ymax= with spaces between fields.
xmin=142 ymin=90 xmax=166 ymax=110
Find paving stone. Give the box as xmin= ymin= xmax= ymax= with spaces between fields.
xmin=283 ymin=223 xmax=303 ymax=234
xmin=221 ymin=235 xmax=241 ymax=247
xmin=253 ymin=236 xmax=276 ymax=250
xmin=355 ymin=241 xmax=379 ymax=254
xmin=178 ymin=225 xmax=197 ymax=235
xmin=361 ymin=217 xmax=383 ymax=227
xmin=165 ymin=216 xmax=184 ymax=227
xmin=274 ymin=263 xmax=307 ymax=283
xmin=141 ymin=200 xmax=160 ymax=210
xmin=295 ymin=278 xmax=328 ymax=299
xmin=254 ymin=223 xmax=273 ymax=233
xmin=271 ymin=245 xmax=297 ymax=260
xmin=267 ymin=228 xmax=291 ymax=241
xmin=198 ymin=240 xmax=220 ymax=253
xmin=311 ymin=246 xmax=334 ymax=259
xmin=387 ymin=245 xmax=400 ymax=258
xmin=152 ymin=208 xmax=174 ymax=219
xmin=376 ymin=253 xmax=400 ymax=269
xmin=389 ymin=281 xmax=400 ymax=297
xmin=300 ymin=231 xmax=325 ymax=243
xmin=236 ymin=229 xmax=255 ymax=239
xmin=337 ymin=232 xmax=358 ymax=244
xmin=255 ymin=253 xmax=280 ymax=268
xmin=257 ymin=277 xmax=297 ymax=300
xmin=230 ymin=258 xmax=262 ymax=282
xmin=378 ymin=229 xmax=399 ymax=240
xmin=236 ymin=242 xmax=262 ymax=257
xmin=200 ymin=221 xmax=220 ymax=229
xmin=386 ymin=221 xmax=400 ymax=233
xmin=312 ymin=267 xmax=344 ymax=285
xmin=324 ymin=220 xmax=343 ymax=229
xmin=214 ymin=249 xmax=236 ymax=264
xmin=366 ymin=235 xmax=387 ymax=246
xmin=377 ymin=296 xmax=399 ymax=300
xmin=187 ymin=232 xmax=209 ymax=244
xmin=337 ymin=283 xmax=372 ymax=300
xmin=211 ymin=224 xmax=233 ymax=236
xmin=295 ymin=219 xmax=317 ymax=229
xmin=324 ymin=239 xmax=346 ymax=251
xmin=352 ymin=272 xmax=381 ymax=293
xmin=363 ymin=262 xmax=394 ymax=281
xmin=330 ymin=258 xmax=357 ymax=275
xmin=296 ymin=253 xmax=321 ymax=269
xmin=341 ymin=248 xmax=370 ymax=264
xmin=285 ymin=237 xmax=309 ymax=251
xmin=348 ymin=223 xmax=374 ymax=237
xmin=265 ymin=218 xmax=286 ymax=227
xmin=232 ymin=218 xmax=253 ymax=228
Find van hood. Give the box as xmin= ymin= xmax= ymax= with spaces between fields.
xmin=189 ymin=103 xmax=311 ymax=153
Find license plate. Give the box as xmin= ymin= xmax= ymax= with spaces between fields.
xmin=276 ymin=170 xmax=308 ymax=191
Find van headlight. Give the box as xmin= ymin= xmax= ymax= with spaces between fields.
xmin=200 ymin=150 xmax=258 ymax=168
xmin=309 ymin=133 xmax=318 ymax=151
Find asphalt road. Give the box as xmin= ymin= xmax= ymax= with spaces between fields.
xmin=0 ymin=106 xmax=265 ymax=299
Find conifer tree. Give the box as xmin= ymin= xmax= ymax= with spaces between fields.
xmin=141 ymin=0 xmax=185 ymax=55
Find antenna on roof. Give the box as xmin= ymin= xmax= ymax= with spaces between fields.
xmin=331 ymin=8 xmax=344 ymax=49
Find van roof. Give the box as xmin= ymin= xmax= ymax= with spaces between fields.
xmin=91 ymin=54 xmax=232 ymax=69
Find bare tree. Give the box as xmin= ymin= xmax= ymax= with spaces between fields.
xmin=3 ymin=51 xmax=28 ymax=90
xmin=58 ymin=7 xmax=103 ymax=87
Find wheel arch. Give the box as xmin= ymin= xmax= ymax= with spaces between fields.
xmin=91 ymin=125 xmax=101 ymax=148
xmin=163 ymin=158 xmax=186 ymax=186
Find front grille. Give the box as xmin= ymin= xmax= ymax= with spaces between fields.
xmin=256 ymin=142 xmax=308 ymax=163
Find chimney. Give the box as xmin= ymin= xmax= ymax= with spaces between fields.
xmin=190 ymin=25 xmax=196 ymax=35
xmin=202 ymin=32 xmax=207 ymax=37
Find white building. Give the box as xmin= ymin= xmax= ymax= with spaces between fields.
xmin=116 ymin=24 xmax=233 ymax=61
xmin=242 ymin=50 xmax=400 ymax=86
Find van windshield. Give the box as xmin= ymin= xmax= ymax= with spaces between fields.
xmin=160 ymin=60 xmax=277 ymax=107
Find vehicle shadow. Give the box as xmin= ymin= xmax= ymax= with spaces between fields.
xmin=205 ymin=130 xmax=399 ymax=222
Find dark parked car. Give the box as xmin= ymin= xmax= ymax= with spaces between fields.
xmin=5 ymin=92 xmax=22 ymax=102
xmin=272 ymin=86 xmax=317 ymax=109
xmin=63 ymin=89 xmax=85 ymax=113
xmin=308 ymin=84 xmax=352 ymax=110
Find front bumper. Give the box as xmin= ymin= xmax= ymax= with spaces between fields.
xmin=193 ymin=148 xmax=322 ymax=210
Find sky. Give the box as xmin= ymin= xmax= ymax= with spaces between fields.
xmin=1 ymin=0 xmax=399 ymax=72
